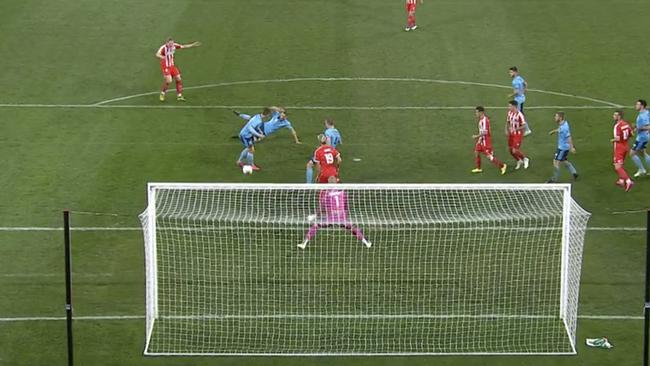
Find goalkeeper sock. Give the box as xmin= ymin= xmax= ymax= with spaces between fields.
xmin=305 ymin=224 xmax=320 ymax=240
xmin=565 ymin=162 xmax=578 ymax=175
xmin=306 ymin=166 xmax=314 ymax=183
xmin=631 ymin=154 xmax=645 ymax=171
xmin=239 ymin=114 xmax=251 ymax=121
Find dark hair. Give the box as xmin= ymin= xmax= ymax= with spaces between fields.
xmin=325 ymin=119 xmax=335 ymax=127
xmin=262 ymin=107 xmax=273 ymax=116
xmin=509 ymin=66 xmax=518 ymax=72
xmin=615 ymin=110 xmax=624 ymax=117
xmin=475 ymin=106 xmax=485 ymax=112
xmin=508 ymin=100 xmax=518 ymax=107
xmin=555 ymin=111 xmax=565 ymax=119
xmin=638 ymin=99 xmax=648 ymax=108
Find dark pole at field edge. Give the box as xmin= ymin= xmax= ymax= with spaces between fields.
xmin=64 ymin=210 xmax=74 ymax=366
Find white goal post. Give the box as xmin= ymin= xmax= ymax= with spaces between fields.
xmin=139 ymin=183 xmax=590 ymax=356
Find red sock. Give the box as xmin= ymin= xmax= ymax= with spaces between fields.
xmin=475 ymin=155 xmax=481 ymax=169
xmin=175 ymin=80 xmax=183 ymax=95
xmin=161 ymin=82 xmax=169 ymax=93
xmin=616 ymin=167 xmax=630 ymax=181
xmin=407 ymin=15 xmax=415 ymax=27
xmin=490 ymin=156 xmax=504 ymax=168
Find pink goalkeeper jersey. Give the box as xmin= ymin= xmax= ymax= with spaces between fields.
xmin=319 ymin=189 xmax=348 ymax=223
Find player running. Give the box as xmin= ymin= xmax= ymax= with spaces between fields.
xmin=508 ymin=66 xmax=532 ymax=135
xmin=236 ymin=108 xmax=274 ymax=171
xmin=306 ymin=119 xmax=342 ymax=183
xmin=232 ymin=108 xmax=302 ymax=144
xmin=547 ymin=112 xmax=578 ymax=183
xmin=298 ymin=176 xmax=372 ymax=250
xmin=155 ymin=38 xmax=201 ymax=102
xmin=405 ymin=0 xmax=423 ymax=31
xmin=611 ymin=110 xmax=634 ymax=191
xmin=506 ymin=101 xmax=530 ymax=170
xmin=631 ymin=99 xmax=650 ymax=177
xmin=313 ymin=134 xmax=342 ymax=183
xmin=471 ymin=106 xmax=507 ymax=174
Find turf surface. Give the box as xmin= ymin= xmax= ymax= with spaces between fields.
xmin=0 ymin=0 xmax=649 ymax=364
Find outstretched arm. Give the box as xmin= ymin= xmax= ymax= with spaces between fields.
xmin=181 ymin=41 xmax=202 ymax=48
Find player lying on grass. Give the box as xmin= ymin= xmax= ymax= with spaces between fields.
xmin=236 ymin=107 xmax=275 ymax=171
xmin=611 ymin=110 xmax=634 ymax=191
xmin=631 ymin=99 xmax=650 ymax=177
xmin=472 ymin=106 xmax=507 ymax=175
xmin=506 ymin=100 xmax=530 ymax=170
xmin=299 ymin=176 xmax=372 ymax=250
xmin=232 ymin=108 xmax=301 ymax=144
xmin=306 ymin=119 xmax=342 ymax=183
xmin=156 ymin=38 xmax=201 ymax=102
xmin=547 ymin=112 xmax=578 ymax=183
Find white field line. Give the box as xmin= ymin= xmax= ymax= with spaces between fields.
xmin=91 ymin=77 xmax=624 ymax=107
xmin=0 ymin=104 xmax=620 ymax=110
xmin=0 ymin=314 xmax=643 ymax=322
xmin=0 ymin=226 xmax=643 ymax=232
xmin=0 ymin=273 xmax=112 ymax=278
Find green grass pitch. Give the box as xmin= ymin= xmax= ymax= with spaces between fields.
xmin=0 ymin=0 xmax=649 ymax=365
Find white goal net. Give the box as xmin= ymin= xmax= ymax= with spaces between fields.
xmin=140 ymin=183 xmax=590 ymax=355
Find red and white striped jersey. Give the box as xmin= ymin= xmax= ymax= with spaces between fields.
xmin=477 ymin=116 xmax=492 ymax=147
xmin=158 ymin=43 xmax=183 ymax=68
xmin=507 ymin=110 xmax=526 ymax=136
xmin=406 ymin=0 xmax=418 ymax=4
xmin=613 ymin=120 xmax=632 ymax=150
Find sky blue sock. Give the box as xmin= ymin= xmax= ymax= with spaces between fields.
xmin=525 ymin=123 xmax=532 ymax=133
xmin=631 ymin=154 xmax=645 ymax=170
xmin=306 ymin=166 xmax=314 ymax=183
xmin=565 ymin=162 xmax=577 ymax=175
xmin=552 ymin=166 xmax=560 ymax=180
xmin=238 ymin=149 xmax=248 ymax=163
xmin=247 ymin=152 xmax=254 ymax=165
xmin=644 ymin=153 xmax=650 ymax=166
xmin=239 ymin=114 xmax=251 ymax=121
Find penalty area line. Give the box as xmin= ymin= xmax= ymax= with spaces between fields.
xmin=0 ymin=104 xmax=619 ymax=110
xmin=0 ymin=314 xmax=643 ymax=322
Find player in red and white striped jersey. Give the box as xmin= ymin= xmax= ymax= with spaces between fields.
xmin=472 ymin=106 xmax=507 ymax=175
xmin=505 ymin=100 xmax=530 ymax=170
xmin=611 ymin=110 xmax=634 ymax=191
xmin=405 ymin=0 xmax=423 ymax=31
xmin=155 ymin=38 xmax=201 ymax=102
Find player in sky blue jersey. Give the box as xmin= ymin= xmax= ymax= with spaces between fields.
xmin=631 ymin=99 xmax=650 ymax=177
xmin=306 ymin=119 xmax=342 ymax=183
xmin=508 ymin=66 xmax=532 ymax=136
xmin=547 ymin=112 xmax=578 ymax=183
xmin=236 ymin=107 xmax=273 ymax=171
xmin=233 ymin=108 xmax=302 ymax=144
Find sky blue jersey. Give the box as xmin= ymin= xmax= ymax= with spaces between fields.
xmin=636 ymin=110 xmax=650 ymax=142
xmin=512 ymin=75 xmax=526 ymax=103
xmin=557 ymin=120 xmax=572 ymax=150
xmin=239 ymin=114 xmax=265 ymax=139
xmin=263 ymin=116 xmax=293 ymax=135
xmin=324 ymin=127 xmax=341 ymax=148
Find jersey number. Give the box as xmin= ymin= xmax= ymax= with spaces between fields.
xmin=324 ymin=153 xmax=334 ymax=164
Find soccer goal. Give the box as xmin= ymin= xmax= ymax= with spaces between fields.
xmin=139 ymin=183 xmax=590 ymax=356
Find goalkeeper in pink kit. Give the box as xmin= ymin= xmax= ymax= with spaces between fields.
xmin=299 ymin=177 xmax=372 ymax=249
